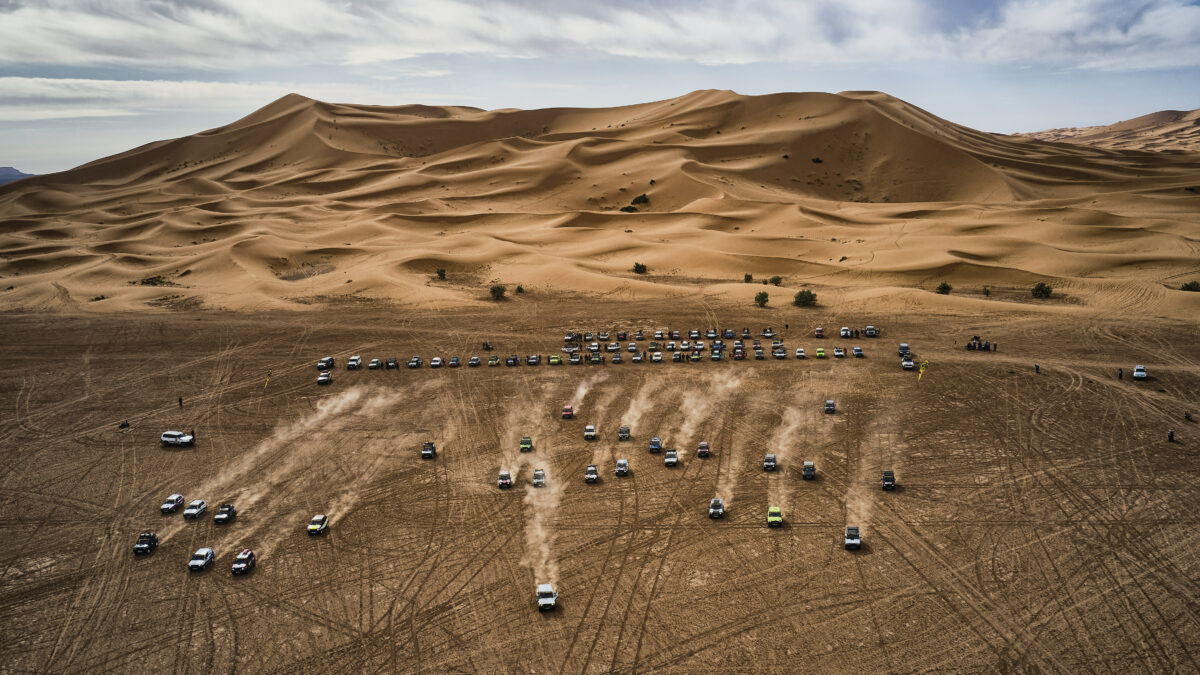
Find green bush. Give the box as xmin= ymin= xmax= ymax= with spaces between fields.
xmin=1180 ymin=280 xmax=1200 ymax=292
xmin=436 ymin=268 xmax=446 ymax=280
xmin=1031 ymin=282 xmax=1053 ymax=299
xmin=744 ymin=273 xmax=753 ymax=283
xmin=754 ymin=291 xmax=769 ymax=307
xmin=632 ymin=262 xmax=647 ymax=274
xmin=631 ymin=193 xmax=649 ymax=205
xmin=619 ymin=206 xmax=638 ymax=213
xmin=793 ymin=289 xmax=818 ymax=307
xmin=936 ymin=281 xmax=952 ymax=295
xmin=982 ymin=286 xmax=991 ymax=297
xmin=516 ymin=285 xmax=525 ymax=294
xmin=490 ymin=284 xmax=506 ymax=301
xmin=769 ymin=275 xmax=782 ymax=286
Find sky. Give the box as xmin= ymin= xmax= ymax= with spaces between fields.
xmin=1 ymin=0 xmax=1198 ymax=174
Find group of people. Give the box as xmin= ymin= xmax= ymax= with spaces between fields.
xmin=966 ymin=335 xmax=996 ymax=351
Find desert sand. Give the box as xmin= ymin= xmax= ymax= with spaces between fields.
xmin=1 ymin=90 xmax=1198 ymax=316
xmin=2 ymin=92 xmax=1200 ymax=672
xmin=1021 ymin=108 xmax=1200 ymax=153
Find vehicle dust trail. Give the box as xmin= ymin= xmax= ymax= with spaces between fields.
xmin=520 ymin=474 xmax=565 ymax=586
xmin=618 ymin=378 xmax=659 ymax=439
xmin=158 ymin=385 xmax=402 ymax=544
xmin=672 ymin=372 xmax=742 ymax=461
xmin=587 ymin=385 xmax=622 ymax=465
xmin=569 ymin=371 xmax=610 ymax=410
xmin=767 ymin=407 xmax=803 ymax=515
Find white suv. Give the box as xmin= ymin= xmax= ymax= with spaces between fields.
xmin=160 ymin=431 xmax=194 ymax=447
xmin=1133 ymin=365 xmax=1147 ymax=380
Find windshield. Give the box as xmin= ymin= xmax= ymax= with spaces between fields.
xmin=538 ymin=591 xmax=554 ymax=598
xmin=191 ymin=553 xmax=207 ymax=561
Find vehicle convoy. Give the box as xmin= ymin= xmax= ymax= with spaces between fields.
xmin=649 ymin=437 xmax=663 ymax=453
xmin=161 ymin=493 xmax=185 ymax=514
xmin=664 ymin=450 xmax=679 ymax=467
xmin=882 ymin=470 xmax=896 ymax=490
xmin=308 ymin=514 xmax=329 ymax=535
xmin=317 ymin=357 xmax=334 ymax=370
xmin=183 ymin=499 xmax=207 ymax=519
xmin=532 ymin=468 xmax=546 ymax=488
xmin=562 ymin=405 xmax=574 ymax=419
xmin=133 ymin=531 xmax=158 ymax=555
xmin=763 ymin=454 xmax=777 ymax=471
xmin=421 ymin=441 xmax=436 ymax=459
xmin=317 ymin=371 xmax=333 ymax=385
xmin=802 ymin=461 xmax=815 ymax=480
xmin=188 ymin=548 xmax=214 ymax=571
xmin=618 ymin=425 xmax=631 ymax=441
xmin=213 ymin=503 xmax=237 ymax=524
xmin=584 ymin=465 xmax=599 ymax=483
xmin=615 ymin=459 xmax=630 ymax=476
xmin=825 ymin=400 xmax=836 ymax=414
xmin=584 ymin=424 xmax=597 ymax=440
xmin=498 ymin=471 xmax=513 ymax=489
xmin=845 ymin=526 xmax=862 ymax=550
xmin=160 ymin=431 xmax=195 ymax=448
xmin=767 ymin=506 xmax=783 ymax=528
xmin=347 ymin=355 xmax=362 ymax=370
xmin=697 ymin=441 xmax=711 ymax=458
xmin=537 ymin=583 xmax=559 ymax=611
xmin=1133 ymin=365 xmax=1148 ymax=380
xmin=519 ymin=436 xmax=533 ymax=452
xmin=231 ymin=549 xmax=256 ymax=575
xmin=709 ymin=498 xmax=725 ymax=518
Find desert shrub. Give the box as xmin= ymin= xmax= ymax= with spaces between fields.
xmin=1031 ymin=282 xmax=1053 ymax=298
xmin=935 ymin=281 xmax=952 ymax=295
xmin=619 ymin=206 xmax=638 ymax=213
xmin=982 ymin=286 xmax=991 ymax=297
xmin=793 ymin=289 xmax=818 ymax=307
xmin=632 ymin=262 xmax=648 ymax=274
xmin=490 ymin=284 xmax=506 ymax=301
xmin=436 ymin=268 xmax=446 ymax=280
xmin=516 ymin=285 xmax=525 ymax=294
xmin=1180 ymin=280 xmax=1200 ymax=292
xmin=769 ymin=275 xmax=782 ymax=286
xmin=812 ymin=157 xmax=823 ymax=163
xmin=744 ymin=273 xmax=753 ymax=283
xmin=754 ymin=291 xmax=769 ymax=307
xmin=631 ymin=193 xmax=649 ymax=205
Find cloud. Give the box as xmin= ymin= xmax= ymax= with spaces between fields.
xmin=0 ymin=76 xmax=458 ymax=120
xmin=0 ymin=0 xmax=1197 ymax=71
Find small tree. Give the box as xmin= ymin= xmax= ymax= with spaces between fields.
xmin=1031 ymin=282 xmax=1053 ymax=299
xmin=436 ymin=268 xmax=446 ymax=280
xmin=1182 ymin=280 xmax=1200 ymax=292
xmin=982 ymin=286 xmax=991 ymax=297
xmin=754 ymin=291 xmax=769 ymax=307
xmin=793 ymin=289 xmax=818 ymax=307
xmin=769 ymin=275 xmax=782 ymax=286
xmin=936 ymin=281 xmax=952 ymax=295
xmin=744 ymin=273 xmax=753 ymax=283
xmin=632 ymin=262 xmax=648 ymax=274
xmin=490 ymin=284 xmax=506 ymax=301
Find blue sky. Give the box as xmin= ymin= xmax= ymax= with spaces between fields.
xmin=2 ymin=0 xmax=1198 ymax=174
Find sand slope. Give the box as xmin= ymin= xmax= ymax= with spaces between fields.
xmin=1020 ymin=108 xmax=1200 ymax=153
xmin=2 ymin=90 xmax=1199 ymax=315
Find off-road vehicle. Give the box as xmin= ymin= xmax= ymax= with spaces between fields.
xmin=317 ymin=371 xmax=333 ymax=385
xmin=385 ymin=358 xmax=399 ymax=369
xmin=532 ymin=468 xmax=546 ymax=487
xmin=631 ymin=352 xmax=643 ymax=363
xmin=488 ymin=355 xmax=501 ymax=366
xmin=584 ymin=465 xmax=599 ymax=483
xmin=795 ymin=347 xmax=806 ymax=359
xmin=422 ymin=441 xmax=436 ymax=459
xmin=845 ymin=526 xmax=862 ymax=550
xmin=562 ymin=405 xmax=574 ymax=419
xmin=664 ymin=450 xmax=679 ymax=467
xmin=518 ymin=436 xmax=533 ymax=453
xmin=188 ymin=547 xmax=214 ymax=571
xmin=853 ymin=346 xmax=864 ymax=358
xmin=161 ymin=431 xmax=195 ymax=448
xmin=161 ymin=493 xmax=185 ymax=513
xmin=407 ymin=356 xmax=422 ymax=368
xmin=816 ymin=347 xmax=826 ymax=358
xmin=767 ymin=506 xmax=783 ymax=528
xmin=584 ymin=424 xmax=597 ymax=440
xmin=651 ymin=352 xmax=663 ymax=362
xmin=814 ymin=327 xmax=824 ymax=338
xmin=368 ymin=358 xmax=381 ymax=369
xmin=709 ymin=498 xmax=725 ymax=518
xmin=569 ymin=352 xmax=582 ymax=365
xmin=497 ymin=471 xmax=513 ymax=489
xmin=864 ymin=325 xmax=878 ymax=337
xmin=898 ymin=343 xmax=910 ymax=357
xmin=213 ymin=503 xmax=237 ymax=524
xmin=526 ymin=354 xmax=541 ymax=366
xmin=308 ymin=513 xmax=329 ymax=535
xmin=882 ymin=470 xmax=896 ymax=490
xmin=133 ymin=531 xmax=158 ymax=555
xmin=902 ymin=356 xmax=915 ymax=370
xmin=469 ymin=356 xmax=481 ymax=367
xmin=802 ymin=461 xmax=815 ymax=480
xmin=615 ymin=459 xmax=630 ymax=476
xmin=833 ymin=347 xmax=845 ymax=358
xmin=317 ymin=357 xmax=335 ymax=370
xmin=347 ymin=356 xmax=362 ymax=370
xmin=618 ymin=425 xmax=631 ymax=441
xmin=448 ymin=356 xmax=460 ymax=368
xmin=599 ymin=331 xmax=610 ymax=341
xmin=549 ymin=354 xmax=562 ymax=365
xmin=1133 ymin=365 xmax=1148 ymax=380
xmin=231 ymin=549 xmax=256 ymax=575
xmin=840 ymin=327 xmax=851 ymax=338
xmin=825 ymin=400 xmax=836 ymax=414
xmin=649 ymin=437 xmax=662 ymax=453
xmin=589 ymin=353 xmax=604 ymax=364
xmin=763 ymin=454 xmax=777 ymax=471
xmin=537 ymin=583 xmax=558 ymax=611
xmin=612 ymin=352 xmax=624 ymax=364
xmin=184 ymin=499 xmax=207 ymax=519
xmin=697 ymin=441 xmax=711 ymax=458
xmin=505 ymin=355 xmax=519 ymax=366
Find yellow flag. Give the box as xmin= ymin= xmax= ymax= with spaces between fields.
xmin=917 ymin=360 xmax=929 ymax=382
xmin=264 ymin=370 xmax=272 ymax=390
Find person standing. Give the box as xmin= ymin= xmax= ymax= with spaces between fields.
xmin=1035 ymin=363 xmax=1040 ymax=374
xmin=1118 ymin=368 xmax=1123 ymax=380
xmin=178 ymin=396 xmax=183 ymax=408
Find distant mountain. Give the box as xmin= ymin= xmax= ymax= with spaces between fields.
xmin=0 ymin=167 xmax=34 ymax=186
xmin=1017 ymin=109 xmax=1200 ymax=152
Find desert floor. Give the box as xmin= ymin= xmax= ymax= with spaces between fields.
xmin=1 ymin=300 xmax=1198 ymax=673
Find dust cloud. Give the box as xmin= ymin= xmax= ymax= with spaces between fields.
xmin=520 ymin=473 xmax=565 ymax=586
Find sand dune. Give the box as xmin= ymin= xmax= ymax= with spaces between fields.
xmin=2 ymin=90 xmax=1198 ymax=316
xmin=1020 ymin=108 xmax=1200 ymax=153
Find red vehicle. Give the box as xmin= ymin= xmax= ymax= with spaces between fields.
xmin=733 ymin=350 xmax=746 ymax=360
xmin=697 ymin=441 xmax=711 ymax=458
xmin=814 ymin=327 xmax=825 ymax=338
xmin=561 ymin=405 xmax=574 ymax=419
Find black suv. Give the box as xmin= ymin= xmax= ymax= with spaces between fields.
xmin=133 ymin=531 xmax=158 ymax=555
xmin=422 ymin=441 xmax=436 ymax=459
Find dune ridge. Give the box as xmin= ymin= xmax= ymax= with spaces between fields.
xmin=1019 ymin=108 xmax=1200 ymax=153
xmin=2 ymin=90 xmax=1199 ymax=316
